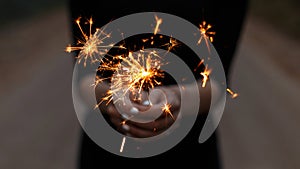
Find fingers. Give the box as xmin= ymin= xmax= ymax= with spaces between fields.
xmin=124 ymin=123 xmax=158 ymax=138
xmin=99 ymin=103 xmax=121 ymax=118
xmin=109 ymin=116 xmax=156 ymax=138
xmin=129 ymin=90 xmax=150 ymax=105
xmin=129 ymin=112 xmax=176 ymax=131
xmin=109 ymin=115 xmax=176 ymax=138
xmin=108 ymin=106 xmax=179 ymax=137
xmin=150 ymin=86 xmax=181 ymax=110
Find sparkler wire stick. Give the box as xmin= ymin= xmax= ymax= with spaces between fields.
xmin=120 ymin=136 xmax=126 ymax=152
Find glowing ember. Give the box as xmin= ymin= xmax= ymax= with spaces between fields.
xmin=153 ymin=15 xmax=163 ymax=35
xmin=226 ymin=88 xmax=238 ymax=99
xmin=194 ymin=59 xmax=204 ymax=72
xmin=200 ymin=65 xmax=211 ymax=88
xmin=197 ymin=21 xmax=215 ymax=53
xmin=165 ymin=37 xmax=180 ymax=52
xmin=162 ymin=103 xmax=174 ymax=120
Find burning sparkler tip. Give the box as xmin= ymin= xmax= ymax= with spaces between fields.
xmin=76 ymin=18 xmax=81 ymax=24
xmin=65 ymin=45 xmax=72 ymax=53
xmin=226 ymin=88 xmax=238 ymax=99
xmin=89 ymin=18 xmax=93 ymax=24
xmin=198 ymin=21 xmax=215 ymax=49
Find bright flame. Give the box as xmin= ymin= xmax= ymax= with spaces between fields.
xmin=226 ymin=88 xmax=238 ymax=99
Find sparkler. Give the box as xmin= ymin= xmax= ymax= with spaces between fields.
xmin=97 ymin=50 xmax=164 ymax=106
xmin=66 ymin=17 xmax=124 ymax=67
xmin=68 ymin=15 xmax=239 ymax=153
xmin=112 ymin=50 xmax=164 ymax=100
xmin=197 ymin=21 xmax=215 ymax=53
xmin=93 ymin=16 xmax=172 ymax=124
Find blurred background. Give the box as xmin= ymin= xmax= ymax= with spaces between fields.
xmin=0 ymin=0 xmax=299 ymax=169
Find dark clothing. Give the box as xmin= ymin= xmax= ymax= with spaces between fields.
xmin=69 ymin=0 xmax=247 ymax=168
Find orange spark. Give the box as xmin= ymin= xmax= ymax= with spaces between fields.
xmin=142 ymin=38 xmax=149 ymax=43
xmin=226 ymin=88 xmax=238 ymax=99
xmin=194 ymin=59 xmax=204 ymax=71
xmin=162 ymin=103 xmax=174 ymax=120
xmin=197 ymin=21 xmax=215 ymax=53
xmin=200 ymin=65 xmax=211 ymax=88
xmin=94 ymin=89 xmax=114 ymax=108
xmin=120 ymin=120 xmax=127 ymax=125
xmin=153 ymin=15 xmax=163 ymax=35
xmin=166 ymin=37 xmax=180 ymax=52
xmin=92 ymin=75 xmax=110 ymax=88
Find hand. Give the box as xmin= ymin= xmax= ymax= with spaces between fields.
xmin=95 ymin=83 xmax=181 ymax=138
xmin=81 ymin=74 xmax=214 ymax=138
